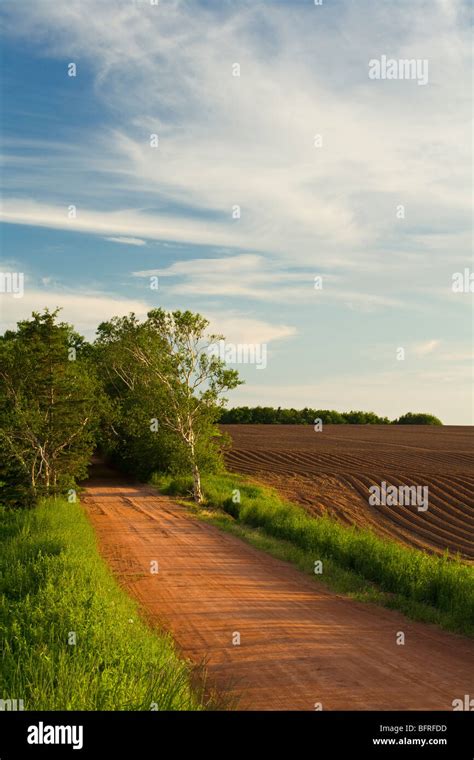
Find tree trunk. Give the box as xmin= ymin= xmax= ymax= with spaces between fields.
xmin=31 ymin=460 xmax=37 ymax=492
xmin=188 ymin=431 xmax=203 ymax=504
xmin=192 ymin=461 xmax=203 ymax=503
xmin=44 ymin=461 xmax=50 ymax=494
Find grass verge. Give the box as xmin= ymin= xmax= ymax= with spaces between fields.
xmin=151 ymin=471 xmax=474 ymax=638
xmin=0 ymin=497 xmax=206 ymax=710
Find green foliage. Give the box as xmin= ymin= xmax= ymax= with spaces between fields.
xmin=219 ymin=407 xmax=391 ymax=424
xmin=155 ymin=472 xmax=473 ymax=636
xmin=0 ymin=308 xmax=240 ymax=505
xmin=393 ymin=412 xmax=443 ymax=425
xmin=342 ymin=410 xmax=391 ymax=424
xmin=0 ymin=310 xmax=102 ymax=506
xmin=219 ymin=407 xmax=441 ymax=425
xmin=95 ymin=310 xmax=241 ymax=500
xmin=0 ymin=498 xmax=205 ymax=710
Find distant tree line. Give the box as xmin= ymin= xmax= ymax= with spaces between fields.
xmin=219 ymin=407 xmax=443 ymax=426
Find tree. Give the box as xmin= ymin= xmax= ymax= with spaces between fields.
xmin=219 ymin=406 xmax=253 ymax=424
xmin=0 ymin=310 xmax=100 ymax=505
xmin=393 ymin=412 xmax=443 ymax=425
xmin=94 ymin=314 xmax=192 ymax=479
xmin=97 ymin=310 xmax=242 ymax=502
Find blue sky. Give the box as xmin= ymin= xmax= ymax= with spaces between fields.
xmin=0 ymin=0 xmax=472 ymax=422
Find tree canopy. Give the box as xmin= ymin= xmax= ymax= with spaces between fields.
xmin=0 ymin=310 xmax=101 ymax=506
xmin=95 ymin=309 xmax=242 ymax=502
xmin=392 ymin=412 xmax=443 ymax=426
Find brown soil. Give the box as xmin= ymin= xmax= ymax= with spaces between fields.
xmin=221 ymin=425 xmax=474 ymax=560
xmin=83 ymin=460 xmax=474 ymax=711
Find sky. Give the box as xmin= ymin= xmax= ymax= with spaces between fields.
xmin=0 ymin=0 xmax=472 ymax=423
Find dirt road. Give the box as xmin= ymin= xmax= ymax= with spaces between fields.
xmin=83 ymin=463 xmax=474 ymax=710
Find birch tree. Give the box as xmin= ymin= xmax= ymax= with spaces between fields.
xmin=112 ymin=309 xmax=242 ymax=503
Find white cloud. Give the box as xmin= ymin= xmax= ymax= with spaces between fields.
xmin=0 ymin=287 xmax=296 ymax=347
xmin=0 ymin=0 xmax=470 ymax=277
xmin=105 ymin=236 xmax=147 ymax=246
xmin=131 ymin=253 xmax=407 ymax=310
xmin=413 ymin=339 xmax=440 ymax=356
xmin=133 ymin=253 xmax=332 ymax=302
xmin=0 ymin=289 xmax=151 ymax=339
xmin=204 ymin=312 xmax=296 ymax=346
xmin=0 ymin=198 xmax=267 ymax=255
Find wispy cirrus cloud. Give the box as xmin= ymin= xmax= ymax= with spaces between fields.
xmin=105 ymin=236 xmax=147 ymax=246
xmin=0 ymin=284 xmax=295 ymax=347
xmin=132 ymin=253 xmax=407 ymax=310
xmin=0 ymin=0 xmax=470 ymax=276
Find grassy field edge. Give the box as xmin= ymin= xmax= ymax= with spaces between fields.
xmin=151 ymin=471 xmax=474 ymax=638
xmin=0 ymin=498 xmax=207 ymax=710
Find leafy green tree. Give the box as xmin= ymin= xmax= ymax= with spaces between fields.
xmin=0 ymin=310 xmax=100 ymax=505
xmin=139 ymin=309 xmax=242 ymax=502
xmin=96 ymin=310 xmax=242 ymax=502
xmin=220 ymin=405 xmax=253 ymax=424
xmin=341 ymin=410 xmax=390 ymax=424
xmin=94 ymin=314 xmax=190 ymax=479
xmin=393 ymin=412 xmax=443 ymax=425
xmin=313 ymin=409 xmax=347 ymax=424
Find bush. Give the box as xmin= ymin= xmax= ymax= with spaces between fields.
xmin=393 ymin=413 xmax=443 ymax=425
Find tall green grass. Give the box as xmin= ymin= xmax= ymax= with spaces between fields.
xmin=152 ymin=471 xmax=474 ymax=637
xmin=0 ymin=498 xmax=205 ymax=710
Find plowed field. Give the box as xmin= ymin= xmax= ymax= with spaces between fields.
xmin=221 ymin=425 xmax=474 ymax=561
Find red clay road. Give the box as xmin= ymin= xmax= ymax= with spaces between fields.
xmin=83 ymin=464 xmax=474 ymax=710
